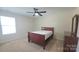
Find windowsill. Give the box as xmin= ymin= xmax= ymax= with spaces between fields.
xmin=2 ymin=33 xmax=16 ymax=36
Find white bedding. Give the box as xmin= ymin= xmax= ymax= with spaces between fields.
xmin=31 ymin=30 xmax=53 ymax=40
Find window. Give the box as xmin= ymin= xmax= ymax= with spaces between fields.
xmin=0 ymin=16 xmax=16 ymax=35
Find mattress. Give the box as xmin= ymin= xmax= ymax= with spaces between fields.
xmin=31 ymin=30 xmax=53 ymax=40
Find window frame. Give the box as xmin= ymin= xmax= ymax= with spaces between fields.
xmin=0 ymin=16 xmax=16 ymax=35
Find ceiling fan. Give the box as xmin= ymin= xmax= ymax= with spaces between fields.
xmin=27 ymin=8 xmax=46 ymax=16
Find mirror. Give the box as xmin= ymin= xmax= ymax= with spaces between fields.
xmin=71 ymin=15 xmax=79 ymax=37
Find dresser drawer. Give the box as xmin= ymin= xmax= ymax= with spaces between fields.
xmin=63 ymin=35 xmax=78 ymax=52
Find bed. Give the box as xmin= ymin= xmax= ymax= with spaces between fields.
xmin=28 ymin=27 xmax=54 ymax=49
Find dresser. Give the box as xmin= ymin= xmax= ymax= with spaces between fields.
xmin=63 ymin=32 xmax=78 ymax=52
xmin=63 ymin=15 xmax=79 ymax=52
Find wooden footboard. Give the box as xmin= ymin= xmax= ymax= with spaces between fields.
xmin=28 ymin=32 xmax=46 ymax=49
xmin=28 ymin=27 xmax=54 ymax=49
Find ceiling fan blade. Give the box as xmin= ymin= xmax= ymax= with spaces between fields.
xmin=34 ymin=8 xmax=38 ymax=13
xmin=34 ymin=8 xmax=38 ymax=10
xmin=39 ymin=11 xmax=46 ymax=13
xmin=38 ymin=12 xmax=42 ymax=16
xmin=33 ymin=13 xmax=35 ymax=16
xmin=34 ymin=8 xmax=36 ymax=10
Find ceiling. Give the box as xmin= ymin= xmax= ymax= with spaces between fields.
xmin=0 ymin=7 xmax=77 ymax=16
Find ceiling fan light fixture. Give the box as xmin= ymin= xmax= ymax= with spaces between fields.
xmin=27 ymin=8 xmax=46 ymax=16
xmin=35 ymin=13 xmax=39 ymax=16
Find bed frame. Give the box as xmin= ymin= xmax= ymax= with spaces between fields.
xmin=28 ymin=27 xmax=54 ymax=49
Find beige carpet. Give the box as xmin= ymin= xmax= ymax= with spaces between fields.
xmin=0 ymin=38 xmax=63 ymax=52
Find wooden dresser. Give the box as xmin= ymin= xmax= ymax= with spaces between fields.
xmin=63 ymin=15 xmax=79 ymax=52
xmin=63 ymin=32 xmax=78 ymax=52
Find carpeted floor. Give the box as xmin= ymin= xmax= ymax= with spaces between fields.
xmin=0 ymin=38 xmax=63 ymax=52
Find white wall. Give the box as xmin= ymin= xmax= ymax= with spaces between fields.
xmin=0 ymin=10 xmax=36 ymax=43
xmin=35 ymin=8 xmax=76 ymax=40
xmin=0 ymin=7 xmax=78 ymax=43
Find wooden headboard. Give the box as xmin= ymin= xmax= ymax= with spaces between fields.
xmin=41 ymin=27 xmax=54 ymax=34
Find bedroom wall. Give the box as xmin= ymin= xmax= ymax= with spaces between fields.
xmin=35 ymin=8 xmax=76 ymax=40
xmin=0 ymin=10 xmax=36 ymax=43
xmin=0 ymin=7 xmax=78 ymax=43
